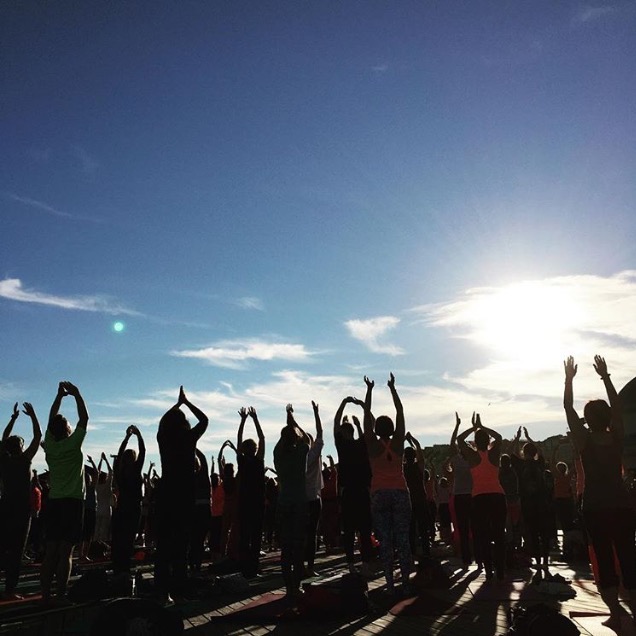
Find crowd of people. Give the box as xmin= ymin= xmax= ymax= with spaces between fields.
xmin=0 ymin=358 xmax=635 ymax=626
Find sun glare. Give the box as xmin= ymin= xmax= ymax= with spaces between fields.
xmin=470 ymin=281 xmax=582 ymax=366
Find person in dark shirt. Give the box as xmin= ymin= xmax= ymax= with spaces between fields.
xmin=404 ymin=432 xmax=432 ymax=563
xmin=155 ymin=386 xmax=208 ymax=602
xmin=112 ymin=425 xmax=145 ymax=576
xmin=333 ymin=397 xmax=374 ymax=576
xmin=189 ymin=448 xmax=211 ymax=573
xmin=274 ymin=404 xmax=309 ymax=602
xmin=236 ymin=406 xmax=265 ymax=578
xmin=0 ymin=402 xmax=42 ymax=599
xmin=564 ymin=355 xmax=636 ymax=628
xmin=510 ymin=429 xmax=551 ymax=580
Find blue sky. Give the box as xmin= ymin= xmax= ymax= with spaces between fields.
xmin=2 ymin=1 xmax=635 ymax=471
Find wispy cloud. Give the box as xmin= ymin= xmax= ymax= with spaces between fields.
xmin=0 ymin=278 xmax=139 ymax=316
xmin=172 ymin=338 xmax=315 ymax=369
xmin=572 ymin=4 xmax=616 ymax=26
xmin=234 ymin=296 xmax=265 ymax=311
xmin=371 ymin=63 xmax=389 ymax=73
xmin=70 ymin=144 xmax=99 ymax=176
xmin=6 ymin=193 xmax=75 ymax=219
xmin=5 ymin=192 xmax=100 ymax=223
xmin=344 ymin=316 xmax=404 ymax=355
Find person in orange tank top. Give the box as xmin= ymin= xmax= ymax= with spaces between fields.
xmin=457 ymin=413 xmax=506 ymax=581
xmin=352 ymin=374 xmax=412 ymax=597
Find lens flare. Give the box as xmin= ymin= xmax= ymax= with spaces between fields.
xmin=113 ymin=321 xmax=125 ymax=333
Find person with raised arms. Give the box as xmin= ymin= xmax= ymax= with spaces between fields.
xmin=564 ymin=355 xmax=636 ymax=628
xmin=236 ymin=406 xmax=266 ymax=578
xmin=40 ymin=381 xmax=89 ymax=604
xmin=155 ymin=386 xmax=208 ymax=603
xmin=456 ymin=413 xmax=506 ymax=582
xmin=360 ymin=374 xmax=412 ymax=597
xmin=112 ymin=425 xmax=145 ymax=577
xmin=333 ymin=398 xmax=374 ymax=576
xmin=0 ymin=402 xmax=42 ymax=599
xmin=273 ymin=403 xmax=309 ymax=602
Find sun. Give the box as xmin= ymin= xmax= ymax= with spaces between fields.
xmin=469 ymin=281 xmax=582 ymax=366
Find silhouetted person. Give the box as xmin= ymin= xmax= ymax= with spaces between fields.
xmin=0 ymin=402 xmax=42 ymax=599
xmin=510 ymin=427 xmax=551 ymax=579
xmin=302 ymin=401 xmax=323 ymax=577
xmin=236 ymin=406 xmax=265 ymax=578
xmin=155 ymin=386 xmax=208 ymax=602
xmin=446 ymin=413 xmax=474 ymax=567
xmin=112 ymin=425 xmax=145 ymax=576
xmin=41 ymin=381 xmax=89 ymax=603
xmin=189 ymin=448 xmax=211 ymax=573
xmin=274 ymin=404 xmax=309 ymax=602
xmin=564 ymin=355 xmax=636 ymax=628
xmin=333 ymin=401 xmax=374 ymax=575
xmin=218 ymin=441 xmax=238 ymax=560
xmin=457 ymin=413 xmax=506 ymax=581
xmin=360 ymin=374 xmax=412 ymax=596
xmin=94 ymin=452 xmax=113 ymax=544
xmin=80 ymin=456 xmax=98 ymax=561
xmin=404 ymin=432 xmax=432 ymax=562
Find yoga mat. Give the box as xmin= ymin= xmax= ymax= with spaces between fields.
xmin=389 ymin=594 xmax=463 ymax=617
xmin=209 ymin=593 xmax=300 ymax=622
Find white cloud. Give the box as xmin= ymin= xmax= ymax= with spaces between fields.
xmin=0 ymin=278 xmax=139 ymax=316
xmin=411 ymin=271 xmax=636 ymax=404
xmin=344 ymin=316 xmax=404 ymax=355
xmin=372 ymin=63 xmax=389 ymax=73
xmin=235 ymin=296 xmax=264 ymax=311
xmin=171 ymin=338 xmax=315 ymax=369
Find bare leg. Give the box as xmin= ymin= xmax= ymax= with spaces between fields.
xmin=599 ymin=586 xmax=623 ymax=628
xmin=56 ymin=542 xmax=74 ymax=597
xmin=40 ymin=541 xmax=60 ymax=601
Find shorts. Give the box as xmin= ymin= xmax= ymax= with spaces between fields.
xmin=46 ymin=498 xmax=84 ymax=544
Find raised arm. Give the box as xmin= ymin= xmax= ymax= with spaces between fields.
xmin=48 ymin=382 xmax=66 ymax=427
xmin=177 ymin=386 xmax=208 ymax=439
xmin=456 ymin=426 xmax=479 ymax=464
xmin=594 ymin=355 xmax=623 ymax=438
xmin=237 ymin=407 xmax=248 ymax=453
xmin=362 ymin=376 xmax=376 ymax=441
xmin=2 ymin=403 xmax=19 ymax=441
xmin=563 ymin=356 xmax=586 ymax=450
xmin=248 ymin=407 xmax=265 ymax=460
xmin=406 ymin=431 xmax=425 ymax=465
xmin=449 ymin=412 xmax=460 ymax=455
xmin=334 ymin=397 xmax=352 ymax=440
xmin=63 ymin=381 xmax=88 ymax=429
xmin=22 ymin=402 xmax=42 ymax=462
xmin=131 ymin=425 xmax=146 ymax=469
xmin=512 ymin=426 xmax=522 ymax=456
xmin=388 ymin=373 xmax=405 ymax=443
xmin=523 ymin=427 xmax=535 ymax=443
xmin=116 ymin=428 xmax=132 ymax=475
xmin=312 ymin=401 xmax=323 ymax=441
xmin=101 ymin=452 xmax=113 ymax=475
xmin=287 ymin=404 xmax=310 ymax=445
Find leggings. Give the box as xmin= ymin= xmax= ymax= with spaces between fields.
xmin=371 ymin=489 xmax=412 ymax=588
xmin=452 ymin=494 xmax=473 ymax=565
xmin=341 ymin=487 xmax=374 ymax=564
xmin=584 ymin=507 xmax=636 ymax=589
xmin=471 ymin=493 xmax=506 ymax=578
